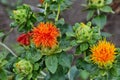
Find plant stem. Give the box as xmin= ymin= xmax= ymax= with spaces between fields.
xmin=40 ymin=71 xmax=47 ymax=76
xmin=2 ymin=28 xmax=14 ymax=42
xmin=106 ymin=71 xmax=109 ymax=80
xmin=97 ymin=9 xmax=100 ymax=15
xmin=44 ymin=2 xmax=48 ymax=16
xmin=0 ymin=42 xmax=17 ymax=57
xmin=55 ymin=4 xmax=60 ymax=21
xmin=84 ymin=52 xmax=86 ymax=58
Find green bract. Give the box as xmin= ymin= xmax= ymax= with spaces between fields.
xmin=74 ymin=22 xmax=92 ymax=43
xmin=13 ymin=59 xmax=33 ymax=76
xmin=13 ymin=9 xmax=27 ymax=24
xmin=88 ymin=0 xmax=105 ymax=8
xmin=10 ymin=4 xmax=36 ymax=32
xmin=41 ymin=45 xmax=62 ymax=55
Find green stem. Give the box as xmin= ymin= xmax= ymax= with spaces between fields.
xmin=97 ymin=9 xmax=100 ymax=15
xmin=0 ymin=42 xmax=17 ymax=57
xmin=55 ymin=4 xmax=60 ymax=21
xmin=84 ymin=52 xmax=86 ymax=58
xmin=40 ymin=71 xmax=47 ymax=76
xmin=2 ymin=28 xmax=14 ymax=42
xmin=106 ymin=71 xmax=109 ymax=80
xmin=44 ymin=2 xmax=48 ymax=16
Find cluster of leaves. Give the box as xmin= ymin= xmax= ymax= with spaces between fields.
xmin=1 ymin=0 xmax=120 ymax=80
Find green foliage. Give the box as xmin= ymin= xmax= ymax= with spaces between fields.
xmin=0 ymin=32 xmax=5 ymax=38
xmin=92 ymin=15 xmax=107 ymax=29
xmin=0 ymin=68 xmax=8 ymax=80
xmin=0 ymin=0 xmax=119 ymax=80
xmin=45 ymin=55 xmax=58 ymax=74
xmin=10 ymin=4 xmax=36 ymax=32
xmin=59 ymin=52 xmax=71 ymax=68
xmin=79 ymin=69 xmax=90 ymax=80
xmin=67 ymin=66 xmax=79 ymax=80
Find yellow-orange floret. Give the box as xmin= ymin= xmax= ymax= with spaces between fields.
xmin=91 ymin=40 xmax=116 ymax=67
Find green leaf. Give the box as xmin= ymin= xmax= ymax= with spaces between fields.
xmin=80 ymin=43 xmax=89 ymax=52
xmin=66 ymin=31 xmax=75 ymax=37
xmin=33 ymin=63 xmax=39 ymax=70
xmin=67 ymin=66 xmax=79 ymax=80
xmin=66 ymin=25 xmax=75 ymax=38
xmin=49 ymin=66 xmax=66 ymax=80
xmin=45 ymin=55 xmax=58 ymax=74
xmin=92 ymin=15 xmax=107 ymax=29
xmin=59 ymin=53 xmax=71 ymax=68
xmin=0 ymin=32 xmax=5 ymax=37
xmin=75 ymin=45 xmax=82 ymax=54
xmin=26 ymin=49 xmax=42 ymax=63
xmin=70 ymin=40 xmax=77 ymax=46
xmin=15 ymin=74 xmax=24 ymax=80
xmin=60 ymin=37 xmax=71 ymax=51
xmin=87 ymin=10 xmax=95 ymax=21
xmin=100 ymin=6 xmax=113 ymax=13
xmin=106 ymin=0 xmax=113 ymax=4
xmin=0 ymin=68 xmax=7 ymax=80
xmin=48 ymin=13 xmax=56 ymax=19
xmin=101 ymin=32 xmax=112 ymax=37
xmin=1 ymin=0 xmax=7 ymax=4
xmin=79 ymin=69 xmax=90 ymax=80
xmin=56 ymin=18 xmax=65 ymax=25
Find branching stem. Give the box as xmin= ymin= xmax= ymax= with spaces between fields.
xmin=0 ymin=42 xmax=17 ymax=57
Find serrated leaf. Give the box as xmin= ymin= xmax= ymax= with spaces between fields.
xmin=67 ymin=66 xmax=79 ymax=80
xmin=92 ymin=15 xmax=107 ymax=29
xmin=45 ymin=55 xmax=58 ymax=74
xmin=59 ymin=53 xmax=71 ymax=68
xmin=66 ymin=31 xmax=75 ymax=37
xmin=79 ymin=69 xmax=90 ymax=80
xmin=26 ymin=50 xmax=42 ymax=63
xmin=106 ymin=0 xmax=113 ymax=4
xmin=0 ymin=68 xmax=7 ymax=80
xmin=15 ymin=74 xmax=24 ymax=80
xmin=101 ymin=32 xmax=112 ymax=37
xmin=87 ymin=10 xmax=95 ymax=21
xmin=80 ymin=43 xmax=89 ymax=52
xmin=100 ymin=6 xmax=113 ymax=13
xmin=70 ymin=40 xmax=77 ymax=46
xmin=56 ymin=18 xmax=65 ymax=25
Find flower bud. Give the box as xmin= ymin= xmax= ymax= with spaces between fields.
xmin=88 ymin=0 xmax=105 ymax=8
xmin=13 ymin=60 xmax=33 ymax=76
xmin=17 ymin=32 xmax=31 ymax=46
xmin=75 ymin=23 xmax=93 ymax=43
xmin=13 ymin=9 xmax=27 ymax=24
xmin=41 ymin=45 xmax=62 ymax=55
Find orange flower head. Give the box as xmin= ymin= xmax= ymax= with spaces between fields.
xmin=91 ymin=40 xmax=116 ymax=68
xmin=32 ymin=22 xmax=60 ymax=48
xmin=17 ymin=32 xmax=31 ymax=46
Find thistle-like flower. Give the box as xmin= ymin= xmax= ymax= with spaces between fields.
xmin=91 ymin=40 xmax=116 ymax=68
xmin=32 ymin=22 xmax=60 ymax=48
xmin=13 ymin=59 xmax=33 ymax=76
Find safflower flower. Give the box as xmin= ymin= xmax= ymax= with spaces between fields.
xmin=91 ymin=40 xmax=116 ymax=68
xmin=17 ymin=32 xmax=31 ymax=46
xmin=32 ymin=22 xmax=60 ymax=48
